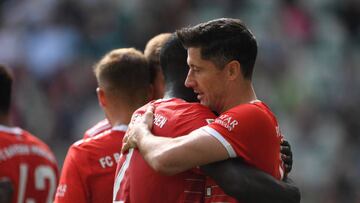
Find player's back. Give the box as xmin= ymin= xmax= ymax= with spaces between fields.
xmin=0 ymin=124 xmax=59 ymax=203
xmin=114 ymin=98 xmax=216 ymax=203
xmin=55 ymin=125 xmax=126 ymax=203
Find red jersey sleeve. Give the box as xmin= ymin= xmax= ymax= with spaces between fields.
xmin=54 ymin=146 xmax=88 ymax=203
xmin=202 ymin=103 xmax=282 ymax=179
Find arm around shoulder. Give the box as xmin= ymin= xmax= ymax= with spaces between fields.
xmin=201 ymin=158 xmax=300 ymax=203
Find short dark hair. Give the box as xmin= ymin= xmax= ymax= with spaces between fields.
xmin=94 ymin=48 xmax=150 ymax=106
xmin=0 ymin=65 xmax=13 ymax=115
xmin=160 ymin=34 xmax=197 ymax=102
xmin=176 ymin=18 xmax=257 ymax=80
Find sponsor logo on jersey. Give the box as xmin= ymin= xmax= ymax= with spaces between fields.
xmin=215 ymin=114 xmax=238 ymax=131
xmin=56 ymin=184 xmax=67 ymax=197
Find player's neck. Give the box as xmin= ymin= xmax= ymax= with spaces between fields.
xmin=220 ymin=81 xmax=257 ymax=113
xmin=164 ymin=83 xmax=197 ymax=102
xmin=106 ymin=106 xmax=134 ymax=127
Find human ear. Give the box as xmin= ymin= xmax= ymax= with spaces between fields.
xmin=96 ymin=87 xmax=106 ymax=107
xmin=226 ymin=60 xmax=241 ymax=80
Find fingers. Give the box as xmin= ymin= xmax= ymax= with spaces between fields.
xmin=146 ymin=104 xmax=155 ymax=114
xmin=143 ymin=104 xmax=155 ymax=128
xmin=122 ymin=104 xmax=155 ymax=154
xmin=280 ymin=145 xmax=292 ymax=156
xmin=281 ymin=154 xmax=293 ymax=165
xmin=122 ymin=133 xmax=130 ymax=153
xmin=280 ymin=139 xmax=292 ymax=156
xmin=284 ymin=163 xmax=292 ymax=174
xmin=281 ymin=152 xmax=293 ymax=174
xmin=280 ymin=139 xmax=293 ymax=174
xmin=281 ymin=139 xmax=290 ymax=147
xmin=121 ymin=142 xmax=131 ymax=154
xmin=144 ymin=105 xmax=154 ymax=120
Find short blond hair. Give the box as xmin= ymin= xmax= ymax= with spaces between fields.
xmin=94 ymin=48 xmax=150 ymax=104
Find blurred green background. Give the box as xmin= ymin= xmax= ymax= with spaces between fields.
xmin=0 ymin=0 xmax=359 ymax=202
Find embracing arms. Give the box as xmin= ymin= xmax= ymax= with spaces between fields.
xmin=201 ymin=157 xmax=300 ymax=203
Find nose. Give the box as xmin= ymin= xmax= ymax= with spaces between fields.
xmin=184 ymin=69 xmax=195 ymax=88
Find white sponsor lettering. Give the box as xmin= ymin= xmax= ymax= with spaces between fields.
xmin=153 ymin=114 xmax=167 ymax=128
xmin=215 ymin=115 xmax=238 ymax=131
xmin=0 ymin=144 xmax=55 ymax=163
xmin=56 ymin=184 xmax=67 ymax=197
xmin=99 ymin=156 xmax=113 ymax=168
xmin=99 ymin=153 xmax=121 ymax=169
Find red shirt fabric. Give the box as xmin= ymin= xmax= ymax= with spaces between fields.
xmin=54 ymin=125 xmax=127 ymax=203
xmin=202 ymin=100 xmax=284 ymax=203
xmin=0 ymin=125 xmax=59 ymax=203
xmin=83 ymin=119 xmax=111 ymax=139
xmin=113 ymin=98 xmax=216 ymax=203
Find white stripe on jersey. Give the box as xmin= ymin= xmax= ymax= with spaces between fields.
xmin=0 ymin=124 xmax=22 ymax=135
xmin=201 ymin=126 xmax=237 ymax=158
xmin=113 ymin=148 xmax=134 ymax=202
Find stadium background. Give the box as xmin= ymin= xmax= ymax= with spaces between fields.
xmin=0 ymin=0 xmax=359 ymax=202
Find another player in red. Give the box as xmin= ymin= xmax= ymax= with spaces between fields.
xmin=54 ymin=48 xmax=151 ymax=203
xmin=114 ymin=34 xmax=299 ymax=203
xmin=114 ymin=98 xmax=216 ymax=203
xmin=122 ymin=19 xmax=300 ymax=203
xmin=0 ymin=65 xmax=59 ymax=203
xmin=82 ymin=33 xmax=171 ymax=140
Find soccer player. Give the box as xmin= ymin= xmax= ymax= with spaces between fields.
xmin=144 ymin=32 xmax=172 ymax=100
xmin=114 ymin=34 xmax=299 ymax=202
xmin=0 ymin=65 xmax=59 ymax=203
xmin=122 ymin=18 xmax=300 ymax=202
xmin=82 ymin=33 xmax=171 ymax=139
xmin=54 ymin=48 xmax=151 ymax=203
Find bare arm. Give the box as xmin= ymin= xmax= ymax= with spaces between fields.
xmin=122 ymin=105 xmax=229 ymax=175
xmin=201 ymin=159 xmax=300 ymax=203
xmin=124 ymin=127 xmax=229 ymax=175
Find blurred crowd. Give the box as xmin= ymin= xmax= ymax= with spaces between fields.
xmin=0 ymin=0 xmax=359 ymax=202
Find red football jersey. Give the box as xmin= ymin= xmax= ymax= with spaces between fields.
xmin=202 ymin=100 xmax=284 ymax=203
xmin=54 ymin=125 xmax=127 ymax=203
xmin=83 ymin=119 xmax=111 ymax=139
xmin=0 ymin=125 xmax=59 ymax=203
xmin=113 ymin=98 xmax=216 ymax=203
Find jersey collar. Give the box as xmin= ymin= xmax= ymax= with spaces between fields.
xmin=0 ymin=124 xmax=22 ymax=135
xmin=112 ymin=124 xmax=128 ymax=132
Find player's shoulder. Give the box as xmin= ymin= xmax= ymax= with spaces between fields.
xmin=0 ymin=125 xmax=49 ymax=147
xmin=226 ymin=100 xmax=266 ymax=114
xmin=73 ymin=125 xmax=126 ymax=148
xmin=222 ymin=100 xmax=276 ymax=124
xmin=74 ymin=129 xmax=111 ymax=147
xmin=83 ymin=119 xmax=111 ymax=139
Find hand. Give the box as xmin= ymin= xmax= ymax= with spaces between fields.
xmin=280 ymin=139 xmax=293 ymax=177
xmin=121 ymin=105 xmax=155 ymax=153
